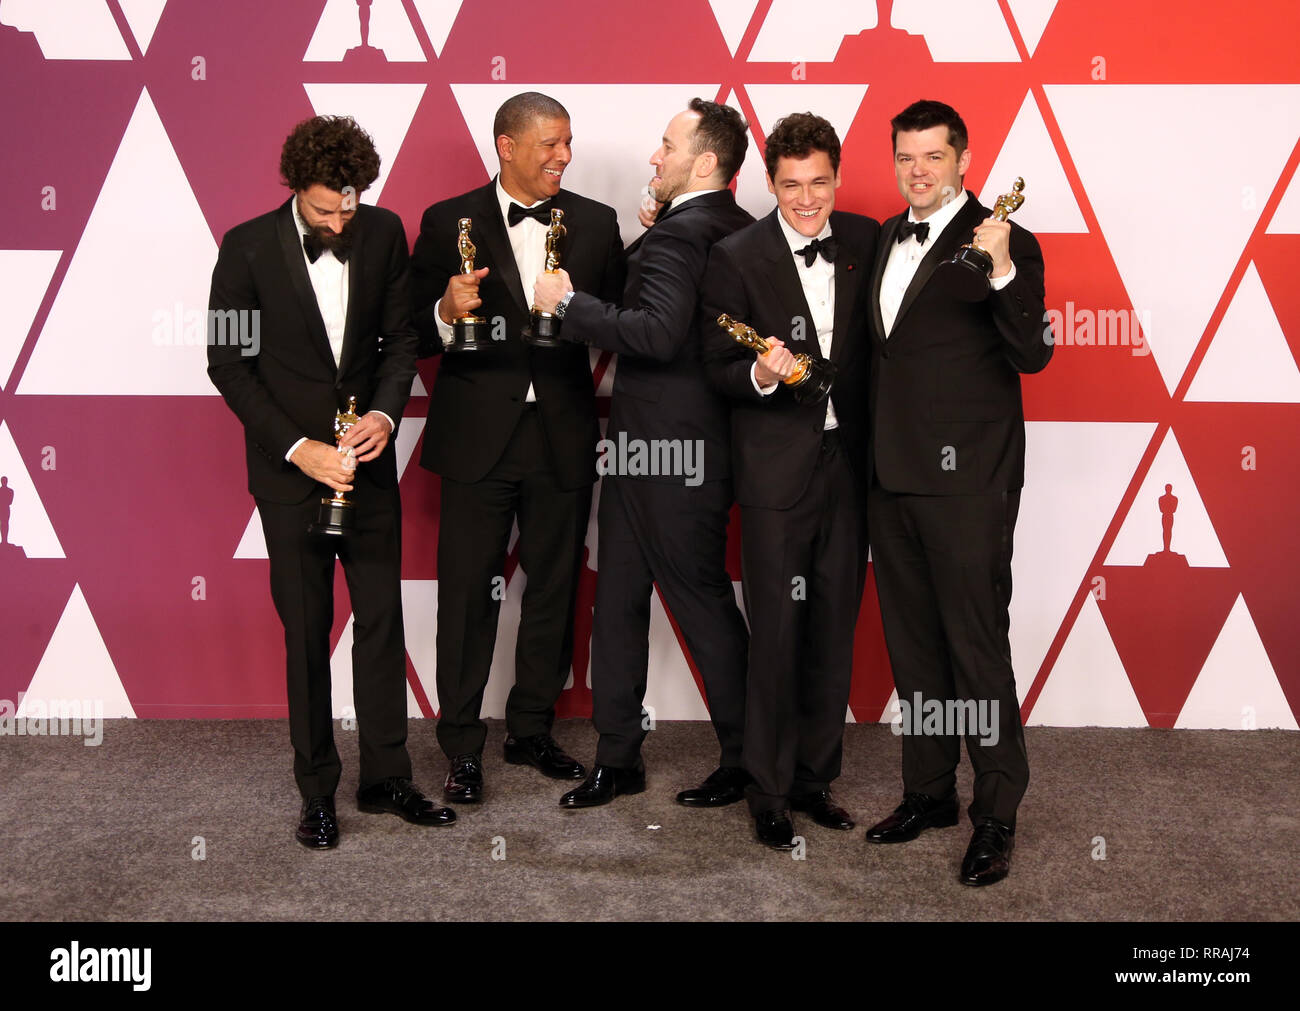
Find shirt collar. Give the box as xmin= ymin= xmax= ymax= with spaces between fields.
xmin=776 ymin=208 xmax=832 ymax=257
xmin=290 ymin=193 xmax=309 ymax=237
xmin=496 ymin=175 xmax=548 ymax=225
xmin=906 ymin=187 xmax=969 ymax=240
xmin=668 ymin=188 xmax=717 ymax=212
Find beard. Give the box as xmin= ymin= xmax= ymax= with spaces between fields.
xmin=310 ymin=221 xmax=354 ymax=256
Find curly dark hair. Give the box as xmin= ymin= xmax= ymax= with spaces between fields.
xmin=763 ymin=112 xmax=840 ymax=179
xmin=890 ymin=100 xmax=968 ymax=156
xmin=279 ymin=115 xmax=381 ymax=194
xmin=687 ymin=98 xmax=748 ymax=183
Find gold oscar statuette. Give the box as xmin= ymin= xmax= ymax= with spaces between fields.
xmin=523 ymin=208 xmax=567 ymax=347
xmin=939 ymin=176 xmax=1025 ymax=301
xmin=308 ymin=396 xmax=361 ymax=536
xmin=717 ymin=313 xmax=834 ymax=404
xmin=447 ymin=217 xmax=490 ymax=352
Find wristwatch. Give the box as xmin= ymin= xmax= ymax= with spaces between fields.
xmin=554 ymin=290 xmax=575 ymax=319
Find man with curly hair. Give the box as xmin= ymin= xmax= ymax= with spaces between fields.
xmin=700 ymin=112 xmax=879 ymax=849
xmin=208 ymin=115 xmax=456 ymax=849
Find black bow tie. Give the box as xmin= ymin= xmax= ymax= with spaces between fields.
xmin=303 ymin=232 xmax=349 ymax=264
xmin=794 ymin=235 xmax=838 ymax=267
xmin=897 ymin=220 xmax=930 ymax=245
xmin=508 ymin=200 xmax=553 ymax=227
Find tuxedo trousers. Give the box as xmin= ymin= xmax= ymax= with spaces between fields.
xmin=434 ymin=405 xmax=591 ymax=758
xmin=739 ymin=429 xmax=866 ymax=816
xmin=257 ymin=480 xmax=412 ymax=800
xmin=590 ymin=474 xmax=748 ymax=770
xmin=867 ymin=484 xmax=1028 ymax=827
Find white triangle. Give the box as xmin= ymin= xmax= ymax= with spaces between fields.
xmin=302 ymin=83 xmax=427 ymax=204
xmin=0 ymin=420 xmax=66 ymax=558
xmin=844 ymin=704 xmax=855 ymax=724
xmin=734 ymin=83 xmax=869 ymax=220
xmin=1104 ymin=428 xmax=1229 ymax=566
xmin=412 ymin=373 xmax=428 ymax=397
xmin=1175 ymin=595 xmax=1298 ymax=730
xmin=302 ymin=0 xmax=426 ymax=62
xmin=1010 ymin=422 xmax=1156 ymax=700
xmin=891 ymin=0 xmax=1021 ymax=61
xmin=402 ymin=579 xmax=438 ymax=713
xmin=330 ymin=607 xmax=428 ymax=718
xmin=18 ymin=89 xmax=218 ymax=395
xmin=393 ymin=416 xmax=424 ymax=479
xmin=19 ymin=584 xmax=134 ymax=718
xmin=0 ymin=249 xmax=61 ymax=390
xmin=749 ymin=0 xmax=876 ymax=61
xmin=878 ymin=687 xmax=899 ymax=725
xmin=1046 ymin=84 xmax=1300 ymax=395
xmin=233 ymin=509 xmax=267 ymax=560
xmin=1185 ymin=262 xmax=1300 ymax=403
xmin=979 ymin=91 xmax=1086 ymax=233
xmin=410 ymin=0 xmax=463 ymax=58
xmin=482 ymin=554 xmax=525 ymax=718
xmin=708 ymin=0 xmax=760 ymax=57
xmin=644 ymin=591 xmax=712 ymax=721
xmin=118 ymin=0 xmax=166 ymax=54
xmin=1027 ymin=595 xmax=1147 ymax=727
xmin=0 ymin=0 xmax=131 ymax=60
xmin=1266 ymin=166 xmax=1300 ymax=234
xmin=1005 ymin=0 xmax=1058 ymax=57
xmin=449 ymin=83 xmax=719 ymax=248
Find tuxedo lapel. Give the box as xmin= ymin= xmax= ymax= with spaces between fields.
xmin=472 ymin=181 xmax=528 ymax=315
xmin=871 ymin=213 xmax=902 ymax=343
xmin=336 ymin=211 xmax=367 ymax=378
xmin=276 ymin=199 xmax=337 ymax=374
xmin=758 ymin=211 xmax=819 ymax=359
xmin=829 ymin=214 xmax=862 ymax=363
xmin=891 ymin=196 xmax=985 ymax=334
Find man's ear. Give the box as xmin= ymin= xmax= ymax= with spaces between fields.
xmin=496 ymin=134 xmax=514 ymax=163
xmin=695 ymin=151 xmax=718 ymax=180
xmin=957 ymin=147 xmax=972 ymax=178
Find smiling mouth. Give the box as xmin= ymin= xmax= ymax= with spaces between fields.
xmin=795 ymin=209 xmax=820 ymax=217
xmin=543 ymin=168 xmax=563 ymax=178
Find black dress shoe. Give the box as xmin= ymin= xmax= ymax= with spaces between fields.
xmin=675 ymin=766 xmax=751 ymax=807
xmin=960 ymin=817 xmax=1015 ymax=886
xmin=559 ymin=764 xmax=646 ymax=808
xmin=443 ymin=753 xmax=483 ymax=804
xmin=295 ymin=795 xmax=338 ymax=850
xmin=754 ymin=810 xmax=796 ymax=850
xmin=357 ymin=777 xmax=457 ymax=826
xmin=864 ymin=791 xmax=959 ymax=844
xmin=503 ymin=733 xmax=586 ymax=780
xmin=790 ymin=790 xmax=856 ymax=830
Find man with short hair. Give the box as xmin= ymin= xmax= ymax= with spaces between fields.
xmin=531 ymin=98 xmax=754 ymax=809
xmin=209 ymin=115 xmax=455 ymax=849
xmin=863 ymin=99 xmax=1053 ymax=886
xmin=410 ymin=92 xmax=626 ymax=804
xmin=700 ymin=112 xmax=878 ymax=849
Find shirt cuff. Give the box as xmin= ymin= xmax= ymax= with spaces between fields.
xmin=751 ymin=362 xmax=778 ymax=396
xmin=435 ymin=300 xmax=457 ymax=346
xmin=285 ymin=436 xmax=308 ymax=463
xmin=989 ymin=262 xmax=1017 ymax=291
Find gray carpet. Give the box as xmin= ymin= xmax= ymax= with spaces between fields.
xmin=0 ymin=719 xmax=1295 ymax=921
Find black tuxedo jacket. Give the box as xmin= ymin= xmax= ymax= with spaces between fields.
xmin=409 ymin=181 xmax=626 ymax=491
xmin=868 ymin=193 xmax=1051 ymax=495
xmin=561 ymin=189 xmax=754 ymax=484
xmin=207 ymin=199 xmax=418 ymax=504
xmin=700 ymin=209 xmax=879 ymax=510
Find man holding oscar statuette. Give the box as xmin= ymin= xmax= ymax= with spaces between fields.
xmin=699 ymin=113 xmax=879 ymax=849
xmin=410 ymin=93 xmax=626 ymax=805
xmin=531 ymin=99 xmax=754 ymax=809
xmin=864 ymin=100 xmax=1053 ymax=885
xmin=208 ymin=116 xmax=454 ymax=850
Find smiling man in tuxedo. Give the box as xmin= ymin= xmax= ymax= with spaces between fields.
xmin=530 ymin=99 xmax=754 ymax=809
xmin=410 ymin=93 xmax=626 ymax=805
xmin=863 ymin=100 xmax=1053 ymax=885
xmin=208 ymin=115 xmax=455 ymax=849
xmin=700 ymin=112 xmax=878 ymax=849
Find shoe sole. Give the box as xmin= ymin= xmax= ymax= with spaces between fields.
xmin=442 ymin=792 xmax=482 ymax=805
xmin=864 ymin=808 xmax=960 ymax=844
xmin=503 ymin=750 xmax=585 ymax=779
xmin=357 ymin=802 xmax=458 ymax=826
xmin=560 ymin=780 xmax=646 ymax=809
xmin=294 ymin=833 xmax=338 ymax=850
xmin=675 ymin=793 xmax=745 ymax=808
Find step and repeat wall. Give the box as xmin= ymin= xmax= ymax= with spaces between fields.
xmin=1 ymin=0 xmax=1298 ymax=730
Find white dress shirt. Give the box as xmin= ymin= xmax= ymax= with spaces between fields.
xmin=436 ymin=176 xmax=545 ymax=402
xmin=879 ymin=189 xmax=1015 ymax=337
xmin=753 ymin=212 xmax=838 ymax=431
xmin=285 ymin=198 xmax=392 ymax=462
